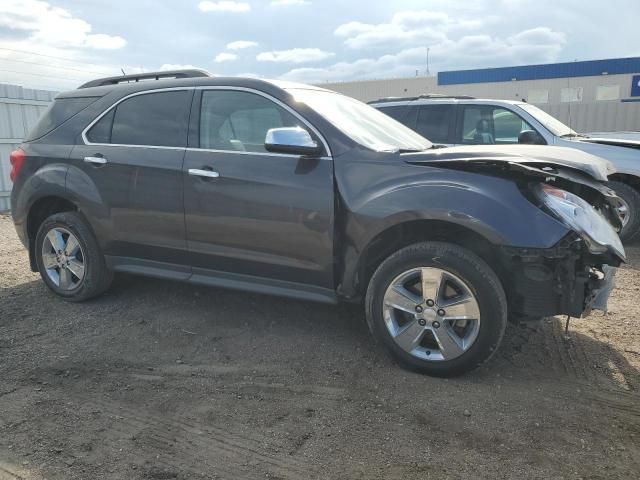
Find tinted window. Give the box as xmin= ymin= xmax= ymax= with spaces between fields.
xmin=460 ymin=105 xmax=535 ymax=145
xmin=415 ymin=105 xmax=453 ymax=143
xmin=376 ymin=105 xmax=417 ymax=129
xmin=86 ymin=109 xmax=114 ymax=143
xmin=25 ymin=96 xmax=98 ymax=141
xmin=200 ymin=90 xmax=304 ymax=153
xmin=96 ymin=90 xmax=190 ymax=147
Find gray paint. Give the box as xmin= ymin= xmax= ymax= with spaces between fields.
xmin=0 ymin=83 xmax=57 ymax=211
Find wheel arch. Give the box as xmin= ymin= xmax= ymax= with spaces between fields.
xmin=608 ymin=172 xmax=640 ymax=191
xmin=344 ymin=219 xmax=506 ymax=300
xmin=26 ymin=196 xmax=80 ymax=271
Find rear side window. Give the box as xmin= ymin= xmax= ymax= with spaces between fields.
xmin=416 ymin=105 xmax=453 ymax=143
xmin=86 ymin=90 xmax=190 ymax=147
xmin=25 ymin=96 xmax=98 ymax=141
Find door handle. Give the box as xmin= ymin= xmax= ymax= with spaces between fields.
xmin=188 ymin=168 xmax=220 ymax=179
xmin=84 ymin=156 xmax=107 ymax=166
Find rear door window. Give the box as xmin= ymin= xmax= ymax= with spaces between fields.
xmin=25 ymin=96 xmax=99 ymax=141
xmin=415 ymin=104 xmax=454 ymax=143
xmin=86 ymin=90 xmax=191 ymax=147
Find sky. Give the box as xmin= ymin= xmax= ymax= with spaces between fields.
xmin=0 ymin=0 xmax=638 ymax=91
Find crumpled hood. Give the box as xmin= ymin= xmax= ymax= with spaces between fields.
xmin=403 ymin=145 xmax=615 ymax=182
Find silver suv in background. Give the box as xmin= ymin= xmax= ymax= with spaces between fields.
xmin=370 ymin=95 xmax=640 ymax=241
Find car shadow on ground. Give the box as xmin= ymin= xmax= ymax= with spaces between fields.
xmin=1 ymin=275 xmax=639 ymax=479
xmin=2 ymin=273 xmax=638 ymax=390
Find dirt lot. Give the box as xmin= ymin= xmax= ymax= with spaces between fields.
xmin=0 ymin=213 xmax=638 ymax=480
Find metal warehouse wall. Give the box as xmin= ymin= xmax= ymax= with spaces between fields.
xmin=0 ymin=83 xmax=56 ymax=211
xmin=322 ymin=73 xmax=640 ymax=133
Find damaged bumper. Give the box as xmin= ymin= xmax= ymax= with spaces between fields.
xmin=501 ymin=235 xmax=622 ymax=319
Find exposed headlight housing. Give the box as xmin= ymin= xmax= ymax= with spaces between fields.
xmin=534 ymin=183 xmax=625 ymax=260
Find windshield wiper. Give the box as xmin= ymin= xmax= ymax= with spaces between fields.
xmin=560 ymin=133 xmax=589 ymax=138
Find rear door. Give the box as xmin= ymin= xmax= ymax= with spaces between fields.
xmin=70 ymin=89 xmax=193 ymax=271
xmin=182 ymin=88 xmax=335 ymax=291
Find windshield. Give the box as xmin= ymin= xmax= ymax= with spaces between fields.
xmin=288 ymin=88 xmax=432 ymax=152
xmin=518 ymin=103 xmax=578 ymax=137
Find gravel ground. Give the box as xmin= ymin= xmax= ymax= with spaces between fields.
xmin=0 ymin=213 xmax=639 ymax=479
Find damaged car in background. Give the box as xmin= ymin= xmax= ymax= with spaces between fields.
xmin=10 ymin=71 xmax=625 ymax=376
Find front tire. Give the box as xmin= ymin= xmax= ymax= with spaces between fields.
xmin=608 ymin=180 xmax=640 ymax=242
xmin=35 ymin=211 xmax=113 ymax=302
xmin=365 ymin=242 xmax=507 ymax=377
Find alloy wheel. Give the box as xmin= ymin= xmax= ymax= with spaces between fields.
xmin=382 ymin=267 xmax=481 ymax=361
xmin=41 ymin=227 xmax=86 ymax=290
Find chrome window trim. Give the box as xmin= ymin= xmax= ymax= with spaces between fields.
xmin=81 ymin=85 xmax=333 ymax=159
xmin=195 ymin=86 xmax=332 ymax=157
xmin=81 ymin=87 xmax=193 ymax=150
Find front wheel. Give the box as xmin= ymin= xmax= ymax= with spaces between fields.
xmin=365 ymin=242 xmax=507 ymax=377
xmin=35 ymin=211 xmax=113 ymax=302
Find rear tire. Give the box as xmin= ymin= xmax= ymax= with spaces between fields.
xmin=608 ymin=180 xmax=640 ymax=242
xmin=365 ymin=242 xmax=507 ymax=377
xmin=35 ymin=211 xmax=113 ymax=302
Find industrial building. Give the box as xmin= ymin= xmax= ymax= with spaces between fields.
xmin=2 ymin=57 xmax=640 ymax=211
xmin=322 ymin=57 xmax=640 ymax=134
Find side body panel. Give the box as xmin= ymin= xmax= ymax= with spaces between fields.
xmin=333 ymin=147 xmax=571 ymax=297
xmin=10 ymin=143 xmax=73 ymax=247
xmin=67 ymin=144 xmax=188 ymax=266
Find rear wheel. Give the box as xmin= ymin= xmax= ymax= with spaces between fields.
xmin=365 ymin=242 xmax=507 ymax=377
xmin=608 ymin=180 xmax=640 ymax=242
xmin=35 ymin=212 xmax=113 ymax=302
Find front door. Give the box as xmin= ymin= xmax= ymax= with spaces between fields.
xmin=183 ymin=88 xmax=334 ymax=290
xmin=71 ymin=89 xmax=193 ymax=269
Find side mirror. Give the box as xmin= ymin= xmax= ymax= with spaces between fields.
xmin=265 ymin=127 xmax=322 ymax=156
xmin=518 ymin=130 xmax=546 ymax=145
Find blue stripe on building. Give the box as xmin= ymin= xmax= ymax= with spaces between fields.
xmin=438 ymin=57 xmax=640 ymax=85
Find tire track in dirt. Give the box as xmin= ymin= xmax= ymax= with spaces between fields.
xmin=77 ymin=394 xmax=317 ymax=479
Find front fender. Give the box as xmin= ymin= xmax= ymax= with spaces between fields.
xmin=335 ymin=160 xmax=570 ymax=297
xmin=342 ymin=162 xmax=569 ymax=252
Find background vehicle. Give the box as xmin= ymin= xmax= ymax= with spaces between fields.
xmin=10 ymin=71 xmax=624 ymax=376
xmin=370 ymin=95 xmax=640 ymax=241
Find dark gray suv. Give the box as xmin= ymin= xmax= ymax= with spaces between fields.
xmin=10 ymin=70 xmax=625 ymax=376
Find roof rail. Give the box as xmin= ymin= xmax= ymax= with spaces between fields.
xmin=78 ymin=69 xmax=211 ymax=89
xmin=368 ymin=93 xmax=476 ymax=104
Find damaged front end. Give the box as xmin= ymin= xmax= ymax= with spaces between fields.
xmin=499 ymin=235 xmax=620 ymax=319
xmin=405 ymin=152 xmax=626 ymax=318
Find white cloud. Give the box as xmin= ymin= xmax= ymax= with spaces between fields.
xmin=227 ymin=40 xmax=258 ymax=50
xmin=215 ymin=52 xmax=238 ymax=62
xmin=0 ymin=0 xmax=126 ymax=49
xmin=257 ymin=48 xmax=334 ymax=63
xmin=282 ymin=27 xmax=566 ymax=83
xmin=159 ymin=63 xmax=202 ymax=71
xmin=334 ymin=11 xmax=453 ymax=50
xmin=270 ymin=0 xmax=310 ymax=6
xmin=198 ymin=1 xmax=251 ymax=12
